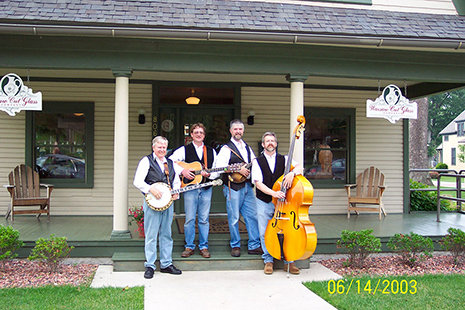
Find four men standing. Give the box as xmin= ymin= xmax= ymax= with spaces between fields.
xmin=134 ymin=121 xmax=306 ymax=278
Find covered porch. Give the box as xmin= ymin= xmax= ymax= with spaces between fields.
xmin=4 ymin=211 xmax=465 ymax=271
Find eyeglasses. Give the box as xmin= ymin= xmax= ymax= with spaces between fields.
xmin=193 ymin=131 xmax=205 ymax=135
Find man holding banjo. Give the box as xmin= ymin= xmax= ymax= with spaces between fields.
xmin=133 ymin=136 xmax=183 ymax=279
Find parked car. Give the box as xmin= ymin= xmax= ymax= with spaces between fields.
xmin=36 ymin=154 xmax=85 ymax=179
xmin=304 ymin=158 xmax=346 ymax=180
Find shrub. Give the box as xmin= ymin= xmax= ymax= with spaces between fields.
xmin=409 ymin=179 xmax=449 ymax=211
xmin=435 ymin=162 xmax=448 ymax=170
xmin=429 ymin=171 xmax=440 ymax=179
xmin=440 ymin=227 xmax=465 ymax=265
xmin=28 ymin=234 xmax=74 ymax=273
xmin=336 ymin=229 xmax=381 ymax=268
xmin=0 ymin=225 xmax=24 ymax=262
xmin=387 ymin=232 xmax=433 ymax=267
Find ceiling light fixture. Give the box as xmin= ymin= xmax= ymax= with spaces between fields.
xmin=185 ymin=89 xmax=200 ymax=105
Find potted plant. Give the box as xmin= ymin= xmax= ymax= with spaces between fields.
xmin=129 ymin=206 xmax=144 ymax=238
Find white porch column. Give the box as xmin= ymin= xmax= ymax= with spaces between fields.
xmin=111 ymin=69 xmax=133 ymax=240
xmin=286 ymin=74 xmax=308 ymax=164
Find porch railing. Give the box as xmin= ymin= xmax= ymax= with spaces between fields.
xmin=409 ymin=169 xmax=465 ymax=222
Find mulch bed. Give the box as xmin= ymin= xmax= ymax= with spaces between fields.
xmin=318 ymin=254 xmax=465 ymax=277
xmin=0 ymin=260 xmax=98 ymax=289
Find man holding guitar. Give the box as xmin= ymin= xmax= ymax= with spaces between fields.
xmin=133 ymin=136 xmax=183 ymax=278
xmin=169 ymin=123 xmax=218 ymax=259
xmin=251 ymin=132 xmax=303 ymax=275
xmin=216 ymin=119 xmax=262 ymax=257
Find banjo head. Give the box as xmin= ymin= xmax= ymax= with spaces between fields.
xmin=145 ymin=182 xmax=173 ymax=211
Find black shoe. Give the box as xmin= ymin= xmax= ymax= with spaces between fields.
xmin=144 ymin=267 xmax=154 ymax=279
xmin=160 ymin=264 xmax=182 ymax=275
xmin=248 ymin=247 xmax=264 ymax=255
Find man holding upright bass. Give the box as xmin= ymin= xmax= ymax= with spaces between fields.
xmin=252 ymin=131 xmax=303 ymax=275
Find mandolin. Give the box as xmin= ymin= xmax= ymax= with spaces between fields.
xmin=176 ymin=161 xmax=243 ymax=187
xmin=227 ymin=162 xmax=253 ymax=183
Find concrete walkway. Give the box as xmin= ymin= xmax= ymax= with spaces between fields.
xmin=91 ymin=263 xmax=341 ymax=310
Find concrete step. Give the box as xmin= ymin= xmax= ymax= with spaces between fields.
xmin=112 ymin=248 xmax=310 ymax=272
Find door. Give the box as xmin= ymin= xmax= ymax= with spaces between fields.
xmin=159 ymin=106 xmax=234 ymax=214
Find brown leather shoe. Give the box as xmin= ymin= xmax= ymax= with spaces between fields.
xmin=248 ymin=247 xmax=264 ymax=255
xmin=231 ymin=247 xmax=241 ymax=257
xmin=284 ymin=262 xmax=300 ymax=275
xmin=199 ymin=248 xmax=210 ymax=258
xmin=264 ymin=262 xmax=273 ymax=275
xmin=181 ymin=248 xmax=194 ymax=258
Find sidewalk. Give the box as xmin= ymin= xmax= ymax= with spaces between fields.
xmin=91 ymin=263 xmax=341 ymax=310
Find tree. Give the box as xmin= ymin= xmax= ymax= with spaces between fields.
xmin=409 ymin=97 xmax=431 ymax=184
xmin=428 ymin=89 xmax=465 ymax=158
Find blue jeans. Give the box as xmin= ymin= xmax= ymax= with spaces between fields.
xmin=143 ymin=199 xmax=174 ymax=270
xmin=256 ymin=197 xmax=294 ymax=264
xmin=255 ymin=198 xmax=275 ymax=264
xmin=183 ymin=187 xmax=212 ymax=250
xmin=223 ymin=183 xmax=261 ymax=250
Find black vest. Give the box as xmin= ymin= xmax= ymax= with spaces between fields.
xmin=184 ymin=143 xmax=215 ymax=169
xmin=256 ymin=153 xmax=285 ymax=203
xmin=144 ymin=154 xmax=176 ymax=187
xmin=222 ymin=140 xmax=252 ymax=191
xmin=184 ymin=143 xmax=215 ymax=187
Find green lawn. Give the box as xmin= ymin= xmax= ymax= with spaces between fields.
xmin=0 ymin=285 xmax=144 ymax=310
xmin=305 ymin=274 xmax=465 ymax=310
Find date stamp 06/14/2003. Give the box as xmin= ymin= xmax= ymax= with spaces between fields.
xmin=327 ymin=279 xmax=418 ymax=295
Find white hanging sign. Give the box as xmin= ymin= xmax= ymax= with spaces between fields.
xmin=366 ymin=84 xmax=417 ymax=124
xmin=0 ymin=73 xmax=42 ymax=116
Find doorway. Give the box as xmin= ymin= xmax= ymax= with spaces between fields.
xmin=156 ymin=85 xmax=237 ymax=215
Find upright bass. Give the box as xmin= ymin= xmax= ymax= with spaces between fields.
xmin=264 ymin=116 xmax=317 ymax=262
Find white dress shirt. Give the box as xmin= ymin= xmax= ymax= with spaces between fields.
xmin=168 ymin=143 xmax=219 ymax=179
xmin=133 ymin=153 xmax=182 ymax=194
xmin=252 ymin=152 xmax=297 ymax=184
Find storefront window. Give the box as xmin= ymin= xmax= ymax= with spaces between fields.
xmin=304 ymin=107 xmax=355 ymax=188
xmin=27 ymin=102 xmax=94 ymax=188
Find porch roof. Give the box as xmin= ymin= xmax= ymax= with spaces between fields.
xmin=0 ymin=0 xmax=464 ymax=51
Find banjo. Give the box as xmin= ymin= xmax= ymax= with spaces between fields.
xmin=145 ymin=179 xmax=223 ymax=211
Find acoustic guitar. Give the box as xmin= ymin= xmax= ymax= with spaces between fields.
xmin=176 ymin=161 xmax=243 ymax=187
xmin=145 ymin=179 xmax=223 ymax=211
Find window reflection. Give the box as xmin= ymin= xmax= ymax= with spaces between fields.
xmin=304 ymin=115 xmax=348 ymax=181
xmin=35 ymin=113 xmax=86 ymax=179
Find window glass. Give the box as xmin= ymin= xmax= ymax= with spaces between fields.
xmin=28 ymin=102 xmax=94 ymax=188
xmin=35 ymin=113 xmax=86 ymax=179
xmin=304 ymin=108 xmax=354 ymax=187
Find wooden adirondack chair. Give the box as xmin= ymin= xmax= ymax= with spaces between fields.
xmin=4 ymin=164 xmax=54 ymax=221
xmin=345 ymin=166 xmax=387 ymax=220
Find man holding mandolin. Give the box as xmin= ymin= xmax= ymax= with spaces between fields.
xmin=133 ymin=136 xmax=183 ymax=279
xmin=252 ymin=132 xmax=304 ymax=275
xmin=169 ymin=123 xmax=218 ymax=259
xmin=216 ymin=119 xmax=262 ymax=257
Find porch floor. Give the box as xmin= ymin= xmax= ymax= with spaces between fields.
xmin=4 ymin=211 xmax=465 ymax=257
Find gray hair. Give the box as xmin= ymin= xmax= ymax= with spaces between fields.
xmin=261 ymin=131 xmax=277 ymax=143
xmin=229 ymin=119 xmax=244 ymax=130
xmin=152 ymin=136 xmax=168 ymax=147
